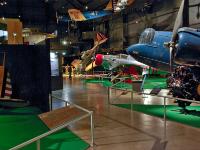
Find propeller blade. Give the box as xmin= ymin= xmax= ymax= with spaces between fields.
xmin=171 ymin=0 xmax=185 ymax=42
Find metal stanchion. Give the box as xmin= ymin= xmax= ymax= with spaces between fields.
xmin=131 ymin=85 xmax=134 ymax=111
xmin=90 ymin=112 xmax=94 ymax=147
xmin=108 ymin=87 xmax=110 ymax=104
xmin=163 ymin=97 xmax=167 ymax=141
xmin=36 ymin=140 xmax=40 ymax=150
xmin=49 ymin=94 xmax=53 ymax=111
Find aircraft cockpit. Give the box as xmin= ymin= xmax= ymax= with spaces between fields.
xmin=139 ymin=28 xmax=155 ymax=44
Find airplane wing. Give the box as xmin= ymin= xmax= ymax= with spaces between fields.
xmin=68 ymin=9 xmax=112 ymax=22
xmin=85 ymin=61 xmax=97 ymax=72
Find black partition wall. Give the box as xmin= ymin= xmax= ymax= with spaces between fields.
xmin=0 ymin=45 xmax=51 ymax=112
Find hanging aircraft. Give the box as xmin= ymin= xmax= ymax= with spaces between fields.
xmin=65 ymin=0 xmax=135 ymax=22
xmin=68 ymin=9 xmax=112 ymax=21
xmin=81 ymin=32 xmax=108 ymax=70
xmin=127 ymin=0 xmax=200 ymax=110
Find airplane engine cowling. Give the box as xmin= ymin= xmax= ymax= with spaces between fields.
xmin=175 ymin=29 xmax=200 ymax=66
xmin=95 ymin=54 xmax=103 ymax=66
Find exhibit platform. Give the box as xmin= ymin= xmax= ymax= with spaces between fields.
xmin=52 ymin=78 xmax=200 ymax=150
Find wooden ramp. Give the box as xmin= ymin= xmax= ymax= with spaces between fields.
xmin=39 ymin=106 xmax=83 ymax=129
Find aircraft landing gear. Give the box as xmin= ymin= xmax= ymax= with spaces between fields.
xmin=167 ymin=66 xmax=200 ymax=112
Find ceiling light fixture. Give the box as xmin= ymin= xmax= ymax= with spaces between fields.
xmin=0 ymin=0 xmax=7 ymax=6
xmin=114 ymin=0 xmax=128 ymax=12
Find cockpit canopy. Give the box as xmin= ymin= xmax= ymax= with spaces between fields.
xmin=139 ymin=28 xmax=155 ymax=44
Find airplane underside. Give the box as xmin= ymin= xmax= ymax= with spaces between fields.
xmin=167 ymin=66 xmax=200 ymax=110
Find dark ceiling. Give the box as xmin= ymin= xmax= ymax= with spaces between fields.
xmin=0 ymin=0 xmax=56 ymax=32
xmin=0 ymin=0 xmax=111 ymax=32
xmin=53 ymin=0 xmax=110 ymax=14
xmin=0 ymin=0 xmax=171 ymax=33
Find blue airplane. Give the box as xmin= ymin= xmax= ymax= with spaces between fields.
xmin=127 ymin=0 xmax=200 ymax=110
xmin=127 ymin=28 xmax=172 ymax=72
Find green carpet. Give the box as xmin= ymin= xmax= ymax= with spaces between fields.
xmin=84 ymin=77 xmax=167 ymax=90
xmin=0 ymin=107 xmax=89 ymax=150
xmin=143 ymin=77 xmax=167 ymax=89
xmin=114 ymin=104 xmax=200 ymax=128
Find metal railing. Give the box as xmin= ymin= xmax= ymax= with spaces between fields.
xmin=10 ymin=95 xmax=94 ymax=150
xmin=107 ymin=83 xmax=200 ymax=141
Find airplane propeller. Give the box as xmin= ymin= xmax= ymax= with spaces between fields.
xmin=168 ymin=0 xmax=185 ymax=72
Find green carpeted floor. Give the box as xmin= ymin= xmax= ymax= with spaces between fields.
xmin=143 ymin=77 xmax=167 ymax=89
xmin=0 ymin=107 xmax=89 ymax=150
xmin=84 ymin=77 xmax=167 ymax=90
xmin=114 ymin=104 xmax=200 ymax=128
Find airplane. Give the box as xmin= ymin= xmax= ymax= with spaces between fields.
xmin=68 ymin=9 xmax=112 ymax=22
xmin=65 ymin=0 xmax=134 ymax=22
xmin=93 ymin=53 xmax=148 ymax=71
xmin=84 ymin=53 xmax=165 ymax=86
xmin=126 ymin=0 xmax=200 ymax=110
xmin=81 ymin=32 xmax=108 ymax=70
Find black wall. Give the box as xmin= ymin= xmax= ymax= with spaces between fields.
xmin=0 ymin=45 xmax=51 ymax=112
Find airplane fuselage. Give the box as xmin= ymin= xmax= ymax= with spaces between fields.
xmin=127 ymin=29 xmax=172 ymax=72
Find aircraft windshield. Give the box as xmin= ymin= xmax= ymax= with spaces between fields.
xmin=139 ymin=28 xmax=155 ymax=44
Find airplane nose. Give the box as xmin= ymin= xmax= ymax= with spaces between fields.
xmin=95 ymin=54 xmax=103 ymax=66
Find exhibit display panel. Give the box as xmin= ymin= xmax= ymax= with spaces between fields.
xmin=0 ymin=45 xmax=51 ymax=112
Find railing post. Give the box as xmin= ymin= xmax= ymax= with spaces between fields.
xmin=108 ymin=87 xmax=110 ymax=104
xmin=163 ymin=97 xmax=167 ymax=141
xmin=131 ymin=85 xmax=134 ymax=111
xmin=37 ymin=140 xmax=40 ymax=150
xmin=90 ymin=112 xmax=94 ymax=147
xmin=49 ymin=94 xmax=52 ymax=111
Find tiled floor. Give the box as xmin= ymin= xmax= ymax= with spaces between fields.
xmin=52 ymin=77 xmax=200 ymax=150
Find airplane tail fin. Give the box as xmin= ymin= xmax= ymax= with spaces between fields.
xmin=105 ymin=0 xmax=113 ymax=10
xmin=95 ymin=32 xmax=108 ymax=45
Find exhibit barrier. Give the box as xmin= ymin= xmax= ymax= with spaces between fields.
xmin=10 ymin=95 xmax=94 ymax=150
xmin=107 ymin=79 xmax=200 ymax=141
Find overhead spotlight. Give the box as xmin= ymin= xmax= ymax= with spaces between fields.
xmin=115 ymin=7 xmax=121 ymax=12
xmin=13 ymin=33 xmax=17 ymax=37
xmin=117 ymin=2 xmax=123 ymax=7
xmin=121 ymin=0 xmax=127 ymax=5
xmin=62 ymin=40 xmax=67 ymax=45
xmin=2 ymin=17 xmax=5 ymax=20
xmin=0 ymin=0 xmax=7 ymax=6
xmin=85 ymin=5 xmax=88 ymax=10
xmin=62 ymin=52 xmax=66 ymax=55
xmin=18 ymin=15 xmax=21 ymax=18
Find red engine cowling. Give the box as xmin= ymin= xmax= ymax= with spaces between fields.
xmin=95 ymin=54 xmax=103 ymax=66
